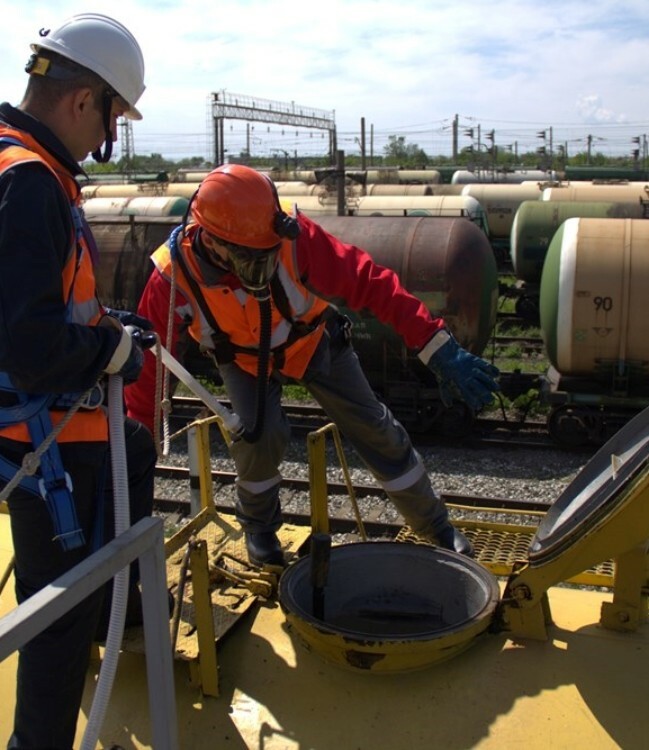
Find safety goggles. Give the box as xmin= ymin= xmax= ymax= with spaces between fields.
xmin=203 ymin=232 xmax=280 ymax=291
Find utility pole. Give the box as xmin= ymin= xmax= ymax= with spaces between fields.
xmin=548 ymin=126 xmax=553 ymax=163
xmin=336 ymin=150 xmax=346 ymax=216
xmin=632 ymin=136 xmax=641 ymax=170
xmin=118 ymin=117 xmax=134 ymax=170
xmin=485 ymin=129 xmax=496 ymax=171
xmin=536 ymin=129 xmax=551 ymax=170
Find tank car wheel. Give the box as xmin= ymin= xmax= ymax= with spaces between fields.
xmin=514 ymin=294 xmax=540 ymax=324
xmin=547 ymin=405 xmax=597 ymax=448
xmin=439 ymin=402 xmax=475 ymax=438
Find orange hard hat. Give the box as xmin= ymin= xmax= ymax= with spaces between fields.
xmin=192 ymin=165 xmax=291 ymax=249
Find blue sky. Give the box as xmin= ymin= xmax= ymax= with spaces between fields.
xmin=1 ymin=1 xmax=648 ymax=162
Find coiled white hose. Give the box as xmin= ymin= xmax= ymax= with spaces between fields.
xmin=80 ymin=374 xmax=130 ymax=750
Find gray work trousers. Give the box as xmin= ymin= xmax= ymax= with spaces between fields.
xmin=218 ymin=335 xmax=448 ymax=536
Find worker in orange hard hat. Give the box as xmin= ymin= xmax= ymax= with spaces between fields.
xmin=0 ymin=13 xmax=155 ymax=748
xmin=126 ymin=164 xmax=500 ymax=568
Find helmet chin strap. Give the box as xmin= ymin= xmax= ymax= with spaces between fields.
xmin=91 ymin=90 xmax=114 ymax=163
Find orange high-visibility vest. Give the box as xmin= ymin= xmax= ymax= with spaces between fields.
xmin=0 ymin=127 xmax=107 ymax=442
xmin=152 ymin=222 xmax=330 ymax=380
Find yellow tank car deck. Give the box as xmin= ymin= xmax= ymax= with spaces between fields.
xmin=2 ymin=404 xmax=649 ymax=749
xmin=0 ymin=507 xmax=647 ymax=750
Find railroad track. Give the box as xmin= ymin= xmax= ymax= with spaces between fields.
xmin=153 ymin=463 xmax=551 ymax=542
xmin=155 ymin=463 xmax=553 ymax=514
xmin=167 ymin=394 xmax=579 ymax=451
xmin=490 ymin=335 xmax=545 ymax=354
xmin=153 ymin=401 xmax=588 ymax=539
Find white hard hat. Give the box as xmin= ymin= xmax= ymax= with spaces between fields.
xmin=31 ymin=13 xmax=145 ymax=120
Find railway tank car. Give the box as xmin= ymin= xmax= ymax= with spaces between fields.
xmin=361 ymin=183 xmax=434 ymax=196
xmin=538 ymin=216 xmax=649 ymax=446
xmin=542 ymin=182 xmax=649 ymax=203
xmin=459 ymin=182 xmax=544 ymax=265
xmin=350 ymin=195 xmax=489 ymax=233
xmin=1 ymin=390 xmax=648 ymax=748
xmin=90 ymin=216 xmax=178 ymax=312
xmin=81 ymin=182 xmax=200 ymax=200
xmin=82 ymin=195 xmax=189 ymax=217
xmin=451 ymin=168 xmax=552 ymax=185
xmin=315 ymin=216 xmax=498 ymax=435
xmin=563 ymin=165 xmax=649 ymax=181
xmin=509 ymin=199 xmax=649 ymax=320
xmin=90 ymin=214 xmax=499 ymax=437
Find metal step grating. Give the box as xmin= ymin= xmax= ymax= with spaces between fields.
xmin=396 ymin=520 xmax=615 ymax=587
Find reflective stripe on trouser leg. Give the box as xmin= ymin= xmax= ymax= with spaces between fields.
xmin=301 ymin=342 xmax=448 ymax=533
xmin=218 ymin=362 xmax=288 ymax=533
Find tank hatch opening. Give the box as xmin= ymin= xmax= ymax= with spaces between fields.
xmin=279 ymin=541 xmax=500 ymax=673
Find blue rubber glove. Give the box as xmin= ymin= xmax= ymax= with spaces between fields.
xmin=419 ymin=329 xmax=500 ymax=411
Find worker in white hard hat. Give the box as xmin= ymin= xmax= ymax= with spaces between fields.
xmin=0 ymin=14 xmax=155 ymax=749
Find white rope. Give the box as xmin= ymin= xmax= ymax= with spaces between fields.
xmin=153 ymin=245 xmax=179 ymax=460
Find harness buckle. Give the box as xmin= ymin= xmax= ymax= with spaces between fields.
xmin=51 ymin=382 xmax=104 ymax=411
xmin=38 ymin=472 xmax=85 ymax=550
xmin=38 ymin=472 xmax=73 ymax=499
xmin=340 ymin=314 xmax=353 ymax=343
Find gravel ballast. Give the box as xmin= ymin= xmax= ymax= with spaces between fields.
xmin=155 ymin=427 xmax=591 ymax=533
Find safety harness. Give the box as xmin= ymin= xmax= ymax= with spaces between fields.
xmin=168 ymin=224 xmax=329 ymax=370
xmin=0 ymin=135 xmax=99 ymax=551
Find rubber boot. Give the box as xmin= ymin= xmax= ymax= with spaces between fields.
xmin=434 ymin=523 xmax=475 ymax=557
xmin=245 ymin=531 xmax=286 ymax=567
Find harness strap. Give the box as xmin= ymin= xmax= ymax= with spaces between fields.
xmin=26 ymin=408 xmax=85 ymax=550
xmin=171 ymin=227 xmax=236 ymax=364
xmin=0 ymin=372 xmax=85 ymax=551
xmin=0 ymin=136 xmax=25 ymax=148
xmin=269 ymin=273 xmax=330 ymax=342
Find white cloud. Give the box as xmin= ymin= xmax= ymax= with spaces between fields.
xmin=576 ymin=95 xmax=627 ymax=124
xmin=1 ymin=0 xmax=648 ymax=159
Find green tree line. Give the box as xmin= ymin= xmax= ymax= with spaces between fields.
xmin=83 ymin=136 xmax=645 ymax=175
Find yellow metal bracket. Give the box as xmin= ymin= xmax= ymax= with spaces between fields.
xmin=600 ymin=542 xmax=649 ymax=631
xmin=498 ymin=565 xmax=554 ymax=642
xmin=307 ymin=423 xmax=367 ymax=539
xmin=188 ymin=538 xmax=219 ymax=696
xmin=154 ymin=415 xmax=309 ymax=697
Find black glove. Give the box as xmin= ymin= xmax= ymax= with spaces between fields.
xmin=420 ymin=329 xmax=500 ymax=411
xmin=117 ymin=326 xmax=158 ymax=383
xmin=103 ymin=307 xmax=154 ymax=331
xmin=117 ymin=334 xmax=145 ymax=385
xmin=101 ymin=318 xmax=156 ymax=384
xmin=124 ymin=325 xmax=158 ymax=351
